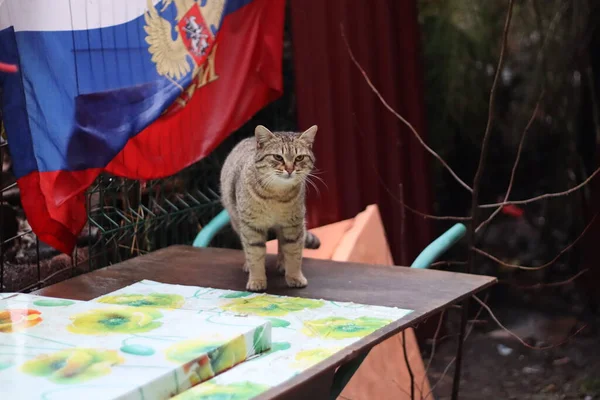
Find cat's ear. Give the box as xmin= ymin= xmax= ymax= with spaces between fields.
xmin=255 ymin=125 xmax=275 ymax=149
xmin=299 ymin=125 xmax=318 ymax=147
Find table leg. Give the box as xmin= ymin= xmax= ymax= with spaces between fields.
xmin=451 ymin=299 xmax=469 ymax=400
xmin=329 ymin=351 xmax=369 ymax=400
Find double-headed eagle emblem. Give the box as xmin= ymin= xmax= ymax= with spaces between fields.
xmin=144 ymin=0 xmax=224 ymax=80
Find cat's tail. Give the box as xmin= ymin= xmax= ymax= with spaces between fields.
xmin=304 ymin=231 xmax=321 ymax=249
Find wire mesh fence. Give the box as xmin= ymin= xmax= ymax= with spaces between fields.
xmin=0 ymin=128 xmax=249 ymax=293
xmin=0 ymin=140 xmax=223 ymax=293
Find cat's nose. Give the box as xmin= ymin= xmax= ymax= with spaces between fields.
xmin=285 ymin=165 xmax=294 ymax=175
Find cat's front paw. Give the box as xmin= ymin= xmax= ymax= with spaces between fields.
xmin=246 ymin=277 xmax=267 ymax=292
xmin=285 ymin=273 xmax=307 ymax=288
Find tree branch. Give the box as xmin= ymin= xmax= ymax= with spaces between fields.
xmin=467 ymin=0 xmax=515 ymax=274
xmin=420 ymin=310 xmax=445 ymax=399
xmin=341 ymin=25 xmax=473 ymax=194
xmin=478 ymin=164 xmax=600 ymax=208
xmin=504 ymin=269 xmax=588 ymax=289
xmin=402 ymin=201 xmax=472 ymax=221
xmin=473 ymin=295 xmax=587 ymax=350
xmin=402 ymin=330 xmax=415 ymax=400
xmin=351 ymin=115 xmax=471 ymax=222
xmin=430 ymin=260 xmax=468 ymax=268
xmin=475 ymin=92 xmax=544 ymax=233
xmin=423 ymin=293 xmax=488 ymax=400
xmin=472 ymin=213 xmax=597 ymax=270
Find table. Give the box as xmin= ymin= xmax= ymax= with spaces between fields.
xmin=34 ymin=245 xmax=496 ymax=400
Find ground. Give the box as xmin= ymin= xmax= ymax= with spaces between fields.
xmin=428 ymin=308 xmax=600 ymax=400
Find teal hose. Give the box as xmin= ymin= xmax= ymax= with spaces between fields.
xmin=410 ymin=223 xmax=467 ymax=269
xmin=192 ymin=209 xmax=231 ymax=248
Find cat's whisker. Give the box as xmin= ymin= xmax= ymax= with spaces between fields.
xmin=308 ymin=173 xmax=328 ymax=189
xmin=305 ymin=177 xmax=321 ymax=198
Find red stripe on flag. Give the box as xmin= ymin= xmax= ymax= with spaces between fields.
xmin=17 ymin=172 xmax=86 ymax=254
xmin=105 ymin=0 xmax=284 ymax=179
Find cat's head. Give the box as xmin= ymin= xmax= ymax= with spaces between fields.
xmin=254 ymin=125 xmax=317 ymax=186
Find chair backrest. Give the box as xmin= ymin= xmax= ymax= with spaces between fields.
xmin=193 ymin=209 xmax=231 ymax=248
xmin=410 ymin=223 xmax=466 ymax=269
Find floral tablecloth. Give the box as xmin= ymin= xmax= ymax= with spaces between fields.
xmin=0 ymin=292 xmax=271 ymax=400
xmin=93 ymin=280 xmax=413 ymax=399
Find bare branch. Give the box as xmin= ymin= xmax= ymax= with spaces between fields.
xmin=504 ymin=269 xmax=589 ymax=290
xmin=341 ymin=25 xmax=473 ymax=194
xmin=352 ymin=116 xmax=471 ymax=222
xmin=426 ymin=290 xmax=586 ymax=399
xmin=478 ymin=164 xmax=600 ymax=209
xmin=430 ymin=260 xmax=468 ymax=268
xmin=402 ymin=330 xmax=415 ymax=400
xmin=473 ymin=213 xmax=598 ymax=270
xmin=402 ymin=201 xmax=471 ymax=222
xmin=466 ymin=0 xmax=515 ymax=275
xmin=475 ymin=92 xmax=544 ymax=233
xmin=423 ymin=293 xmax=489 ymax=400
xmin=473 ymin=295 xmax=587 ymax=350
xmin=420 ymin=310 xmax=445 ymax=399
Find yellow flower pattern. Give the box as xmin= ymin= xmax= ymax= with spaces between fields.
xmin=67 ymin=307 xmax=163 ymax=335
xmin=21 ymin=348 xmax=124 ymax=384
xmin=291 ymin=347 xmax=343 ymax=370
xmin=172 ymin=381 xmax=271 ymax=400
xmin=96 ymin=293 xmax=185 ymax=309
xmin=302 ymin=316 xmax=392 ymax=339
xmin=221 ymin=295 xmax=324 ymax=317
xmin=1 ymin=285 xmax=406 ymax=400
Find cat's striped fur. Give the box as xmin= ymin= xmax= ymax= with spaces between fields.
xmin=220 ymin=125 xmax=320 ymax=291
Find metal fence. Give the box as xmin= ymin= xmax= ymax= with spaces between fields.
xmin=0 ymin=135 xmax=229 ymax=293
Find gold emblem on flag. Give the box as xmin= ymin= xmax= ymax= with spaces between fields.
xmin=144 ymin=0 xmax=224 ymax=81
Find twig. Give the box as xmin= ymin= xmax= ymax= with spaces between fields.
xmin=455 ymin=3 xmax=514 ymax=399
xmin=402 ymin=201 xmax=471 ymax=221
xmin=475 ymin=92 xmax=544 ymax=233
xmin=420 ymin=310 xmax=445 ymax=399
xmin=430 ymin=260 xmax=468 ymax=268
xmin=478 ymin=165 xmax=600 ymax=208
xmin=473 ymin=295 xmax=587 ymax=350
xmin=351 ymin=114 xmax=471 ymax=222
xmin=424 ymin=293 xmax=489 ymax=400
xmin=18 ymin=263 xmax=81 ymax=293
xmin=341 ymin=25 xmax=473 ymax=194
xmin=472 ymin=212 xmax=597 ymax=270
xmin=402 ymin=330 xmax=415 ymax=400
xmin=399 ymin=184 xmax=409 ymax=266
xmin=390 ymin=379 xmax=413 ymax=399
xmin=467 ymin=0 xmax=515 ymax=272
xmin=503 ymin=269 xmax=588 ymax=289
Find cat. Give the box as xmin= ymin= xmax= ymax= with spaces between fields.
xmin=220 ymin=125 xmax=321 ymax=292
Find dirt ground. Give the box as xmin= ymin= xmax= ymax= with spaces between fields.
xmin=427 ymin=308 xmax=600 ymax=400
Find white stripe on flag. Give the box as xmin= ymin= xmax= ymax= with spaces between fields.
xmin=0 ymin=0 xmax=161 ymax=32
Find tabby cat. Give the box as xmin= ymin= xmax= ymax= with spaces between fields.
xmin=220 ymin=125 xmax=321 ymax=292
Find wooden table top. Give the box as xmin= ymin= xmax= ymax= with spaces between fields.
xmin=34 ymin=245 xmax=496 ymax=400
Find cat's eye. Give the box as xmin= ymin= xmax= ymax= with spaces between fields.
xmin=273 ymin=155 xmax=284 ymax=162
xmin=295 ymin=155 xmax=305 ymax=162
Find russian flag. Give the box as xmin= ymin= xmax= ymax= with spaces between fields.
xmin=0 ymin=0 xmax=285 ymax=253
